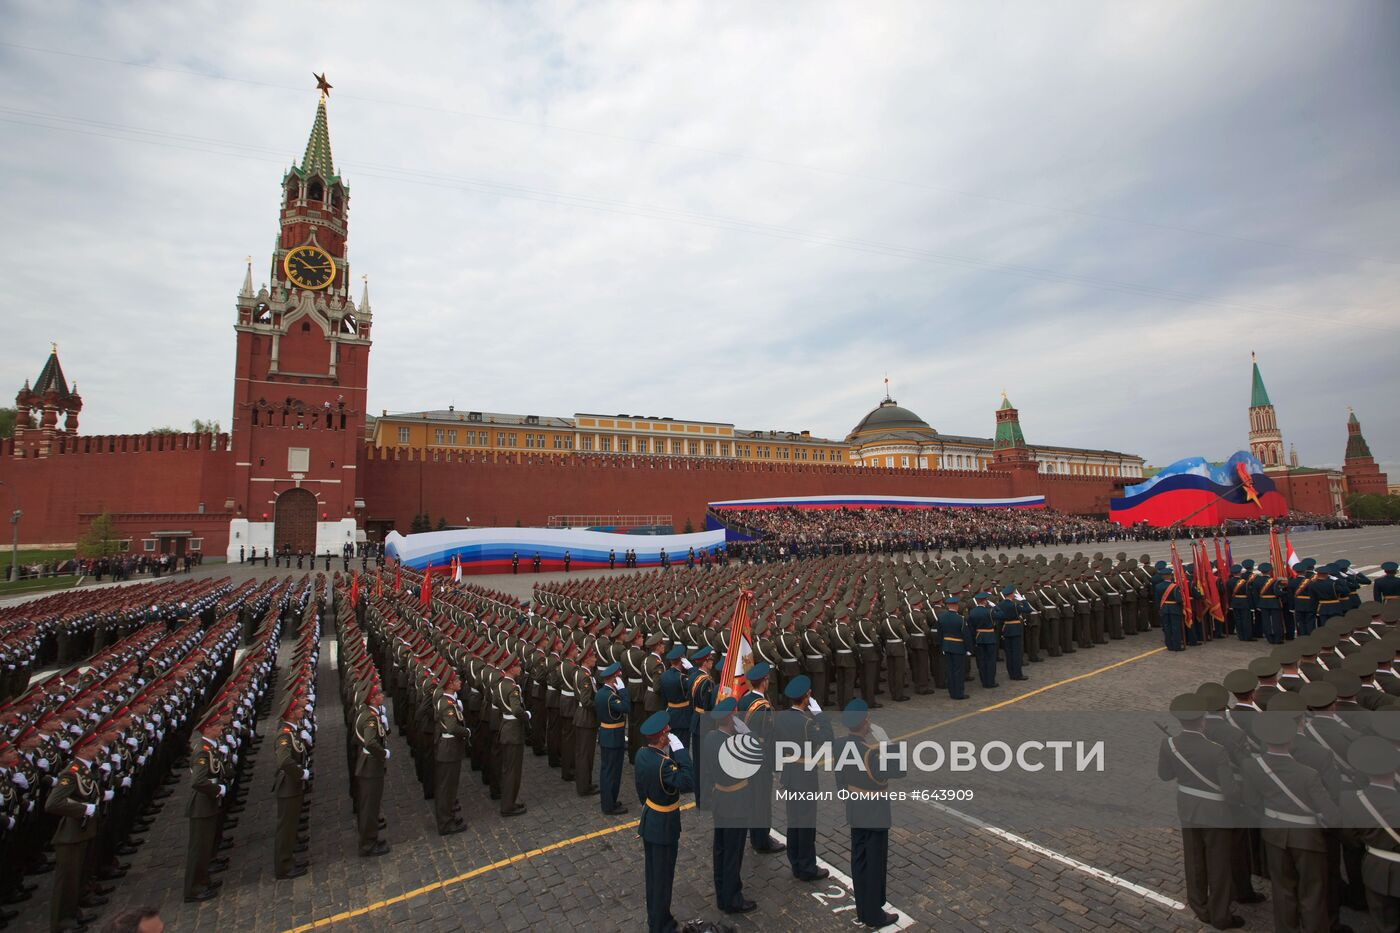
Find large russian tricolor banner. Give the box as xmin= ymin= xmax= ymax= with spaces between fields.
xmin=1109 ymin=452 xmax=1286 ymax=527
xmin=385 ymin=527 xmax=725 ymax=574
xmin=707 ymin=493 xmax=1047 ymax=511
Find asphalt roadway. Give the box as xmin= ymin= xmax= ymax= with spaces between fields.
xmin=4 ymin=525 xmax=1398 ymax=932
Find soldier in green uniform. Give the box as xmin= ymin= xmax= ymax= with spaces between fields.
xmin=353 ymin=686 xmax=390 ymax=856
xmin=46 ymin=756 xmax=102 ymax=930
xmin=183 ymin=734 xmax=224 ymax=902
xmin=595 ymin=662 xmax=630 ymax=815
xmin=635 ymin=710 xmax=695 ymax=933
xmin=1242 ymin=713 xmax=1336 ymax=933
xmin=434 ymin=674 xmax=469 ymax=835
xmin=273 ymin=712 xmax=310 ymax=878
xmin=1157 ymin=693 xmax=1241 ymax=930
xmin=827 ymin=613 xmax=859 ymax=710
xmin=573 ymin=651 xmax=599 ymax=797
xmin=1343 ymin=735 xmax=1400 ymax=931
xmin=496 ymin=659 xmax=528 ymax=817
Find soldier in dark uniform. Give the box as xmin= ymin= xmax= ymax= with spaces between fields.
xmin=994 ymin=585 xmax=1027 ymax=682
xmin=512 ymin=552 xmax=519 ymax=574
xmin=1155 ymin=564 xmax=1185 ymax=652
xmin=698 ymin=697 xmax=754 ymax=914
xmin=736 ymin=663 xmax=784 ymax=854
xmin=1157 ymin=693 xmax=1241 ymax=930
xmin=1374 ymin=561 xmax=1400 ymax=604
xmin=1342 ymin=735 xmax=1400 ymax=932
xmin=532 ymin=553 xmax=541 ymax=573
xmin=1250 ymin=565 xmax=1284 ymax=645
xmin=835 ymin=699 xmax=903 ymax=930
xmin=635 ymin=710 xmax=695 ymax=933
xmin=688 ymin=647 xmax=716 ymax=788
xmin=353 ymin=687 xmax=391 ymax=856
xmin=937 ymin=597 xmax=969 ymax=700
xmin=434 ymin=674 xmax=469 ymax=835
xmin=969 ymin=592 xmax=998 ymax=689
xmin=595 ymin=662 xmax=630 ymax=815
xmin=658 ymin=645 xmax=692 ymax=748
xmin=776 ymin=674 xmax=832 ymax=883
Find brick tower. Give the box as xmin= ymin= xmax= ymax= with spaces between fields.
xmin=991 ymin=392 xmax=1038 ymax=473
xmin=1247 ymin=353 xmax=1285 ymax=471
xmin=11 ymin=344 xmax=81 ymax=459
xmin=1342 ymin=407 xmax=1388 ymax=495
xmin=227 ymin=79 xmax=373 ymax=560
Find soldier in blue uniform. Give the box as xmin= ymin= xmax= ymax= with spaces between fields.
xmin=698 ymin=698 xmax=755 ymax=915
xmin=835 ymin=699 xmax=904 ymax=930
xmin=1291 ymin=562 xmax=1318 ymax=637
xmin=1313 ymin=565 xmax=1345 ymax=623
xmin=969 ymin=592 xmax=999 ymax=688
xmin=1374 ymin=561 xmax=1400 ymax=604
xmin=1155 ymin=563 xmax=1184 ymax=652
xmin=936 ymin=597 xmax=969 ymax=700
xmin=1227 ymin=565 xmax=1254 ymax=641
xmin=1248 ymin=564 xmax=1284 ymax=644
xmin=658 ymin=645 xmax=692 ymax=748
xmin=688 ymin=647 xmax=717 ymax=790
xmin=736 ymin=663 xmax=785 ymax=854
xmin=1336 ymin=559 xmax=1367 ymax=610
xmin=775 ymin=674 xmax=832 ymax=883
xmin=595 ymin=662 xmax=630 ymax=815
xmin=635 ymin=710 xmax=695 ymax=933
xmin=994 ymin=585 xmax=1028 ymax=682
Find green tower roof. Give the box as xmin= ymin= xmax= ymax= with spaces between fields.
xmin=1250 ymin=356 xmax=1272 ymax=408
xmin=1345 ymin=408 xmax=1372 ymax=460
xmin=994 ymin=394 xmax=1026 ymax=449
xmin=297 ymin=96 xmax=338 ymax=183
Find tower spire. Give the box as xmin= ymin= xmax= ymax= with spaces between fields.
xmin=359 ymin=274 xmax=371 ymax=315
xmin=239 ymin=255 xmax=254 ymax=298
xmin=300 ymin=94 xmax=337 ymax=182
xmin=1250 ymin=354 xmax=1271 ymax=407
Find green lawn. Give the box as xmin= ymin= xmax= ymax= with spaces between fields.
xmin=0 ymin=575 xmax=81 ymax=598
xmin=1 ymin=548 xmax=75 ymax=577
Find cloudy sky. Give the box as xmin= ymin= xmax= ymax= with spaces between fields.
xmin=1 ymin=1 xmax=1396 ymax=473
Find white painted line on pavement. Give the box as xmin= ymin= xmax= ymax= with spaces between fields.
xmin=771 ymin=830 xmax=916 ymax=930
xmin=926 ymin=802 xmax=1187 ymax=913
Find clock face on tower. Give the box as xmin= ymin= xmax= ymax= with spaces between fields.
xmin=283 ymin=245 xmax=336 ymax=290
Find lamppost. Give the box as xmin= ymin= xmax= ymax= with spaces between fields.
xmin=9 ymin=510 xmax=19 ymax=583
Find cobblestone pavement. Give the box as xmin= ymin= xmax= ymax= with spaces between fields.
xmin=7 ymin=526 xmax=1395 ymax=932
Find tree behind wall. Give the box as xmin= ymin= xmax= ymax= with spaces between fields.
xmin=76 ymin=513 xmax=125 ymax=559
xmin=0 ymin=407 xmax=14 ymax=439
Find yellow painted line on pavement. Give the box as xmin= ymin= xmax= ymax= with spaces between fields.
xmin=290 ymin=645 xmax=1164 ymax=930
xmin=283 ymin=803 xmax=696 ymax=931
xmin=895 ymin=645 xmax=1166 ymax=742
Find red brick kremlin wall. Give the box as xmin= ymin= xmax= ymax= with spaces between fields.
xmin=0 ymin=434 xmax=234 ymax=549
xmin=357 ymin=448 xmax=1125 ymax=532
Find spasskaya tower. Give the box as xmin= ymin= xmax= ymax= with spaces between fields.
xmin=227 ymin=75 xmax=372 ymax=559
